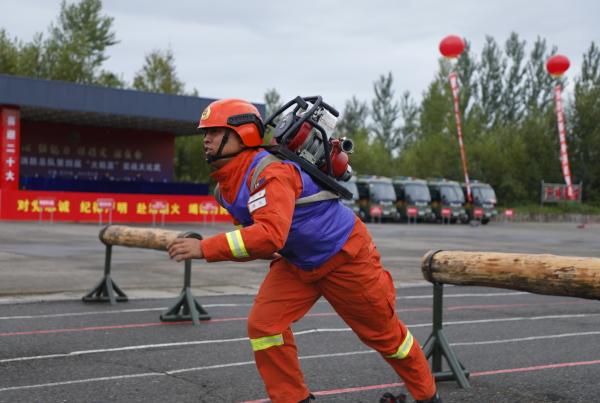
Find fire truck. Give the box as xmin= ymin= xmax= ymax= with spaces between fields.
xmin=355 ymin=175 xmax=399 ymax=222
xmin=427 ymin=178 xmax=468 ymax=223
xmin=392 ymin=177 xmax=433 ymax=222
xmin=462 ymin=181 xmax=498 ymax=225
xmin=337 ymin=176 xmax=360 ymax=216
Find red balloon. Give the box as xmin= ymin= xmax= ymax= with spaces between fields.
xmin=546 ymin=54 xmax=570 ymax=76
xmin=439 ymin=35 xmax=465 ymax=58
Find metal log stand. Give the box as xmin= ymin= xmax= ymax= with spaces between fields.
xmin=82 ymin=244 xmax=128 ymax=304
xmin=82 ymin=229 xmax=210 ymax=326
xmin=160 ymin=232 xmax=211 ymax=325
xmin=421 ymin=251 xmax=471 ymax=389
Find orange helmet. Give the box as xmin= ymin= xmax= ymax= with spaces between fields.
xmin=198 ymin=99 xmax=264 ymax=147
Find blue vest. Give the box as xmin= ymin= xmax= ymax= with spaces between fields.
xmin=221 ymin=151 xmax=356 ymax=270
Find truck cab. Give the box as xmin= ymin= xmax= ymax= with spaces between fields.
xmin=427 ymin=178 xmax=468 ymax=223
xmin=392 ymin=176 xmax=433 ymax=222
xmin=462 ymin=181 xmax=498 ymax=225
xmin=337 ymin=176 xmax=360 ymax=216
xmin=355 ymin=175 xmax=399 ymax=222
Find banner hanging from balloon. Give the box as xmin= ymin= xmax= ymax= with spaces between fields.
xmin=546 ymin=54 xmax=575 ymax=200
xmin=440 ymin=35 xmax=472 ymax=202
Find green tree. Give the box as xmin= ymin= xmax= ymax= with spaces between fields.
xmin=262 ymin=88 xmax=283 ymax=144
xmin=0 ymin=0 xmax=120 ymax=84
xmin=337 ymin=96 xmax=369 ymax=138
xmin=418 ymin=64 xmax=453 ymax=139
xmin=501 ymin=32 xmax=527 ymax=123
xmin=264 ymin=88 xmax=282 ymax=119
xmin=524 ymin=37 xmax=559 ymax=111
xmin=133 ymin=49 xmax=185 ymax=94
xmin=349 ymin=129 xmax=396 ymax=177
xmin=96 ymin=70 xmax=126 ymax=88
xmin=570 ymin=42 xmax=600 ymax=202
xmin=397 ymin=61 xmax=458 ymax=180
xmin=478 ymin=36 xmax=506 ymax=127
xmin=173 ymin=135 xmax=210 ymax=183
xmin=0 ymin=29 xmax=19 ymax=74
xmin=17 ymin=34 xmax=46 ymax=78
xmin=455 ymin=40 xmax=478 ymax=118
xmin=371 ymin=72 xmax=401 ymax=153
xmin=399 ymin=91 xmax=419 ymax=147
xmin=133 ymin=49 xmax=204 ymax=182
xmin=43 ymin=0 xmax=118 ymax=83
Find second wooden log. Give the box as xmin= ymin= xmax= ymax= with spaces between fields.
xmin=421 ymin=250 xmax=600 ymax=301
xmin=99 ymin=225 xmax=187 ymax=251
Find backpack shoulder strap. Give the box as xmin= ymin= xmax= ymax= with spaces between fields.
xmin=213 ymin=183 xmax=224 ymax=207
xmin=296 ymin=190 xmax=339 ymax=205
xmin=249 ymin=153 xmax=282 ymax=190
xmin=249 ymin=152 xmax=340 ymax=206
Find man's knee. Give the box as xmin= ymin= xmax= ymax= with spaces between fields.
xmin=247 ymin=304 xmax=285 ymax=338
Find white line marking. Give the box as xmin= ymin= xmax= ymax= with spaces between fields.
xmin=2 ymin=313 xmax=598 ymax=364
xmin=0 ymin=291 xmax=532 ymax=320
xmin=2 ymin=333 xmax=600 ymax=392
xmin=0 ymin=373 xmax=162 ymax=392
xmin=167 ymin=361 xmax=256 ymax=374
xmin=400 ymin=291 xmax=528 ymax=299
xmin=0 ymin=308 xmax=167 ymax=320
xmin=167 ymin=351 xmax=375 ymax=375
xmin=450 ymin=331 xmax=600 ymax=346
xmin=1 ymin=337 xmax=248 ymax=363
xmin=0 ymin=303 xmax=251 ymax=320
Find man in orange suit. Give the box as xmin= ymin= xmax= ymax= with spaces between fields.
xmin=168 ymin=98 xmax=440 ymax=403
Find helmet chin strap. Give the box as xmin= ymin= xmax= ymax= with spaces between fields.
xmin=205 ymin=130 xmax=245 ymax=164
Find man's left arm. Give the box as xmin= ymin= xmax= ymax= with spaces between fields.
xmin=170 ymin=163 xmax=300 ymax=263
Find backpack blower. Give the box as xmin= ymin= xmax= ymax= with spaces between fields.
xmin=264 ymin=96 xmax=355 ymax=199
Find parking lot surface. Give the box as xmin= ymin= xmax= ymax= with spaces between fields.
xmin=1 ymin=220 xmax=599 ymax=402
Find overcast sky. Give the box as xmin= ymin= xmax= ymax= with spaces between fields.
xmin=2 ymin=0 xmax=598 ymax=111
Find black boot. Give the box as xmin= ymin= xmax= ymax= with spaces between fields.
xmin=298 ymin=393 xmax=315 ymax=403
xmin=415 ymin=392 xmax=442 ymax=403
xmin=379 ymin=392 xmax=407 ymax=403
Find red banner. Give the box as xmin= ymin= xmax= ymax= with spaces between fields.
xmin=0 ymin=108 xmax=20 ymax=190
xmin=541 ymin=182 xmax=582 ymax=203
xmin=553 ymin=85 xmax=575 ymax=200
xmin=0 ymin=189 xmax=232 ymax=223
xmin=449 ymin=72 xmax=472 ymax=202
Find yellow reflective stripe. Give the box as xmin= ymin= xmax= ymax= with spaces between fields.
xmin=386 ymin=330 xmax=414 ymax=359
xmin=225 ymin=230 xmax=249 ymax=258
xmin=250 ymin=334 xmax=284 ymax=351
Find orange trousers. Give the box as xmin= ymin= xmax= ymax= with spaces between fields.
xmin=247 ymin=220 xmax=436 ymax=403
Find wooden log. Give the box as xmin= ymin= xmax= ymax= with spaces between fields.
xmin=421 ymin=250 xmax=600 ymax=301
xmin=99 ymin=225 xmax=190 ymax=251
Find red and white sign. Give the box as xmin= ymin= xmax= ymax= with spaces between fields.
xmin=474 ymin=208 xmax=484 ymax=218
xmin=96 ymin=198 xmax=115 ymax=210
xmin=504 ymin=209 xmax=514 ymax=218
xmin=150 ymin=199 xmax=168 ymax=211
xmin=542 ymin=182 xmax=582 ymax=203
xmin=441 ymin=208 xmax=452 ymax=217
xmin=407 ymin=207 xmax=418 ymax=217
xmin=0 ymin=108 xmax=20 ymax=190
xmin=370 ymin=206 xmax=383 ymax=217
xmin=449 ymin=72 xmax=472 ymax=203
xmin=201 ymin=201 xmax=218 ymax=214
xmin=37 ymin=198 xmax=56 ymax=209
xmin=553 ymin=85 xmax=575 ymax=200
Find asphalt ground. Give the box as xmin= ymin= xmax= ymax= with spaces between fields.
xmin=1 ymin=220 xmax=600 ymax=402
xmin=1 ymin=287 xmax=599 ymax=402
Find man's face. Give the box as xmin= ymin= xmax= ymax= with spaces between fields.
xmin=203 ymin=127 xmax=244 ymax=166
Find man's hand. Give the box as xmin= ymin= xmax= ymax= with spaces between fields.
xmin=168 ymin=238 xmax=204 ymax=262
